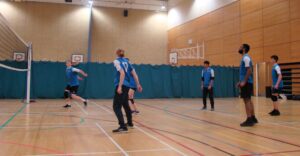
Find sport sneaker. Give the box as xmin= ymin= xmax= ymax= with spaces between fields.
xmin=269 ymin=109 xmax=276 ymax=115
xmin=211 ymin=108 xmax=215 ymax=111
xmin=252 ymin=116 xmax=258 ymax=124
xmin=271 ymin=110 xmax=280 ymax=116
xmin=135 ymin=110 xmax=140 ymax=114
xmin=126 ymin=123 xmax=134 ymax=129
xmin=112 ymin=127 xmax=128 ymax=133
xmin=83 ymin=100 xmax=87 ymax=106
xmin=202 ymin=106 xmax=207 ymax=110
xmin=240 ymin=118 xmax=255 ymax=127
xmin=63 ymin=104 xmax=71 ymax=108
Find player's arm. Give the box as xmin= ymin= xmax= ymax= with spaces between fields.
xmin=201 ymin=70 xmax=204 ymax=88
xmin=241 ymin=57 xmax=252 ymax=86
xmin=118 ymin=69 xmax=125 ymax=87
xmin=209 ymin=69 xmax=215 ymax=88
xmin=131 ymin=69 xmax=142 ymax=92
xmin=114 ymin=60 xmax=125 ymax=94
xmin=72 ymin=68 xmax=88 ymax=77
xmin=275 ymin=66 xmax=282 ymax=89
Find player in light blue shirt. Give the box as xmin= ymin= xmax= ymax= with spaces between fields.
xmin=201 ymin=61 xmax=215 ymax=111
xmin=237 ymin=44 xmax=258 ymax=127
xmin=112 ymin=49 xmax=142 ymax=133
xmin=126 ymin=58 xmax=142 ymax=115
xmin=269 ymin=55 xmax=283 ymax=116
xmin=63 ymin=60 xmax=88 ymax=108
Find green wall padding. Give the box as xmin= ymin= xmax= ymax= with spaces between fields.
xmin=0 ymin=61 xmax=239 ymax=99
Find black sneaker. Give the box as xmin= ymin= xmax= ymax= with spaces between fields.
xmin=83 ymin=100 xmax=87 ymax=106
xmin=269 ymin=109 xmax=276 ymax=115
xmin=135 ymin=110 xmax=140 ymax=114
xmin=252 ymin=116 xmax=258 ymax=124
xmin=202 ymin=106 xmax=207 ymax=110
xmin=112 ymin=127 xmax=128 ymax=133
xmin=63 ymin=104 xmax=71 ymax=108
xmin=126 ymin=123 xmax=134 ymax=129
xmin=240 ymin=118 xmax=255 ymax=127
xmin=211 ymin=108 xmax=215 ymax=111
xmin=271 ymin=110 xmax=280 ymax=116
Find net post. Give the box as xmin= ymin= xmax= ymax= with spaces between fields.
xmin=255 ymin=63 xmax=259 ymax=97
xmin=26 ymin=42 xmax=32 ymax=104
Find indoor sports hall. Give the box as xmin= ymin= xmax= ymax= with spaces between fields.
xmin=0 ymin=0 xmax=300 ymax=156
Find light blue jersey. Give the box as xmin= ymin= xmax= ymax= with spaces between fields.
xmin=272 ymin=64 xmax=283 ymax=88
xmin=114 ymin=57 xmax=134 ymax=88
xmin=66 ymin=67 xmax=80 ymax=86
xmin=202 ymin=67 xmax=215 ymax=87
xmin=239 ymin=54 xmax=253 ymax=84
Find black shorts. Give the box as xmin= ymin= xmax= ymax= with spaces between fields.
xmin=240 ymin=83 xmax=253 ymax=99
xmin=130 ymin=87 xmax=137 ymax=92
xmin=272 ymin=88 xmax=282 ymax=94
xmin=65 ymin=85 xmax=79 ymax=94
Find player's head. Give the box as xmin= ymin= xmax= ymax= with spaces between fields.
xmin=271 ymin=55 xmax=279 ymax=64
xmin=116 ymin=48 xmax=125 ymax=58
xmin=204 ymin=60 xmax=210 ymax=68
xmin=239 ymin=44 xmax=250 ymax=54
xmin=66 ymin=60 xmax=72 ymax=67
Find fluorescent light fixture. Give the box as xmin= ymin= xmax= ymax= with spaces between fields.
xmin=161 ymin=5 xmax=166 ymax=10
xmin=88 ymin=0 xmax=93 ymax=5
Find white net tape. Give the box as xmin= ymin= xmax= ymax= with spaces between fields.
xmin=0 ymin=63 xmax=28 ymax=72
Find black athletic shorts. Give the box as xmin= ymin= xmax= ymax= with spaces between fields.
xmin=65 ymin=85 xmax=79 ymax=94
xmin=272 ymin=87 xmax=282 ymax=94
xmin=240 ymin=83 xmax=253 ymax=99
xmin=130 ymin=87 xmax=137 ymax=92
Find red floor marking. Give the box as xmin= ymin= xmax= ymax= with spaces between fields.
xmin=240 ymin=149 xmax=300 ymax=156
xmin=101 ymin=104 xmax=204 ymax=156
xmin=139 ymin=103 xmax=300 ymax=148
xmin=135 ymin=120 xmax=205 ymax=156
xmin=0 ymin=140 xmax=71 ymax=156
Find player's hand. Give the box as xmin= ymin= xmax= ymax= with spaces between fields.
xmin=236 ymin=82 xmax=240 ymax=88
xmin=78 ymin=76 xmax=83 ymax=81
xmin=84 ymin=73 xmax=88 ymax=77
xmin=137 ymin=85 xmax=143 ymax=92
xmin=275 ymin=84 xmax=279 ymax=89
xmin=201 ymin=86 xmax=204 ymax=90
xmin=117 ymin=86 xmax=122 ymax=94
xmin=239 ymin=81 xmax=246 ymax=87
xmin=208 ymin=86 xmax=212 ymax=90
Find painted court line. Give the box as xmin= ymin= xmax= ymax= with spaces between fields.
xmin=140 ymin=102 xmax=300 ymax=149
xmin=74 ymin=102 xmax=88 ymax=115
xmin=89 ymin=101 xmax=113 ymax=114
xmin=25 ymin=148 xmax=172 ymax=156
xmin=95 ymin=123 xmax=129 ymax=156
xmin=0 ymin=103 xmax=27 ymax=129
xmin=240 ymin=149 xmax=300 ymax=156
xmin=4 ymin=123 xmax=117 ymax=129
xmin=135 ymin=125 xmax=187 ymax=156
xmin=97 ymin=103 xmax=188 ymax=156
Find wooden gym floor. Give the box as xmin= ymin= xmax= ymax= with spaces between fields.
xmin=0 ymin=97 xmax=300 ymax=156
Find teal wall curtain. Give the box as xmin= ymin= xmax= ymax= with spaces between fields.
xmin=0 ymin=61 xmax=239 ymax=99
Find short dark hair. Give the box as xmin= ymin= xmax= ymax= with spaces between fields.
xmin=242 ymin=44 xmax=250 ymax=53
xmin=204 ymin=60 xmax=210 ymax=65
xmin=271 ymin=55 xmax=279 ymax=62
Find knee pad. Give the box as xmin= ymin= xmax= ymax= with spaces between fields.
xmin=64 ymin=90 xmax=70 ymax=98
xmin=271 ymin=95 xmax=278 ymax=102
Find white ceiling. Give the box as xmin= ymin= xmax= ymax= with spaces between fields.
xmin=16 ymin=0 xmax=184 ymax=11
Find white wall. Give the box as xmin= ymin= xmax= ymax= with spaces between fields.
xmin=168 ymin=0 xmax=237 ymax=29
